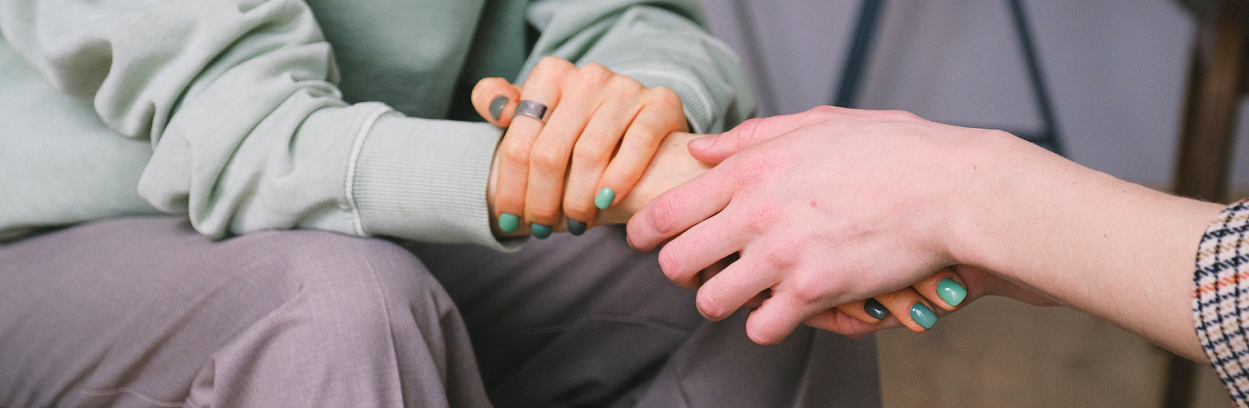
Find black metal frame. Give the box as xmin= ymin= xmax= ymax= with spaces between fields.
xmin=831 ymin=0 xmax=1066 ymax=156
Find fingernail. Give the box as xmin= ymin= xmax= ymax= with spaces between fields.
xmin=489 ymin=96 xmax=508 ymax=121
xmin=531 ymin=223 xmax=551 ymax=239
xmin=595 ymin=187 xmax=615 ymax=210
xmin=689 ymin=134 xmax=716 ymax=150
xmin=567 ymin=219 xmax=587 ymax=236
xmin=863 ymin=298 xmax=889 ymax=320
xmin=910 ymin=303 xmax=938 ymax=329
xmin=498 ymin=213 xmax=519 ymax=233
xmin=937 ymin=278 xmax=967 ymax=306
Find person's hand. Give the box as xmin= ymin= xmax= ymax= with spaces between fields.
xmin=479 ymin=130 xmax=711 ymax=234
xmin=626 ymin=106 xmax=1019 ymax=344
xmin=828 ymin=269 xmax=972 ymax=335
xmin=632 ymin=105 xmax=1226 ymax=360
xmin=818 ymin=266 xmax=1057 ymax=337
xmin=697 ymin=251 xmax=1055 ymax=338
xmin=472 ymin=56 xmax=687 ymax=237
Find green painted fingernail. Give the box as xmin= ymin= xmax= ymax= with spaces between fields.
xmin=489 ymin=96 xmax=508 ymax=121
xmin=567 ymin=219 xmax=587 ymax=236
xmin=498 ymin=213 xmax=519 ymax=233
xmin=595 ymin=187 xmax=615 ymax=210
xmin=863 ymin=298 xmax=889 ymax=320
xmin=910 ymin=303 xmax=937 ymax=329
xmin=937 ymin=278 xmax=967 ymax=306
xmin=531 ymin=223 xmax=551 ymax=239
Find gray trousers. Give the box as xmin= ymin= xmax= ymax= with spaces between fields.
xmin=0 ymin=216 xmax=879 ymax=408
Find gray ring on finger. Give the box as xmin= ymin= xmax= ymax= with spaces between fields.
xmin=513 ymin=100 xmax=549 ymax=122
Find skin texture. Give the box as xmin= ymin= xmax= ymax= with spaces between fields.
xmin=626 ymin=106 xmax=1224 ymax=362
xmin=472 ymin=56 xmax=688 ymax=234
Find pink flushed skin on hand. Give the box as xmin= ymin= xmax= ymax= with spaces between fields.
xmin=626 ymin=106 xmax=1044 ymax=344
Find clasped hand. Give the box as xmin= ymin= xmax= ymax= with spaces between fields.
xmin=471 ymin=56 xmax=690 ymax=237
xmin=628 ymin=106 xmax=1053 ymax=344
xmin=472 ymin=63 xmax=1047 ymax=344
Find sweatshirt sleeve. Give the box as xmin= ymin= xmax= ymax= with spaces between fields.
xmin=522 ymin=0 xmax=756 ymax=134
xmin=0 ymin=0 xmax=753 ymax=250
xmin=0 ymin=0 xmax=521 ymax=250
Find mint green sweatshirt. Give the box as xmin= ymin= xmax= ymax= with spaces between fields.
xmin=0 ymin=0 xmax=754 ymax=249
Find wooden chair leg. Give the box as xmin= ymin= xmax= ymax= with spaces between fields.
xmin=1173 ymin=0 xmax=1248 ymax=202
xmin=1166 ymin=1 xmax=1249 ymax=407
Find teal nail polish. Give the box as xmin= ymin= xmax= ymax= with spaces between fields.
xmin=910 ymin=303 xmax=938 ymax=329
xmin=489 ymin=96 xmax=508 ymax=121
xmin=531 ymin=223 xmax=551 ymax=239
xmin=567 ymin=219 xmax=587 ymax=236
xmin=498 ymin=213 xmax=519 ymax=233
xmin=937 ymin=278 xmax=967 ymax=306
xmin=595 ymin=187 xmax=615 ymax=210
xmin=863 ymin=298 xmax=888 ymax=320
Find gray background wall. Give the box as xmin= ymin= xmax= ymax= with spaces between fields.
xmin=699 ymin=0 xmax=1243 ymax=192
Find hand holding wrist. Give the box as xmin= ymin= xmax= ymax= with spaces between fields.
xmin=488 ymin=131 xmax=710 ymax=237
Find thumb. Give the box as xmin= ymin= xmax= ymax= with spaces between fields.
xmin=689 ymin=106 xmax=845 ymax=163
xmin=687 ymin=121 xmax=768 ymax=164
xmin=471 ymin=77 xmax=524 ymax=127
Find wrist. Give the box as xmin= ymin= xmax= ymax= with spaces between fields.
xmin=942 ymin=129 xmax=1223 ymax=359
xmin=943 ymin=130 xmax=1062 ymax=272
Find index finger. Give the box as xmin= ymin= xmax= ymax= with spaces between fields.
xmin=625 ymin=162 xmax=737 ymax=251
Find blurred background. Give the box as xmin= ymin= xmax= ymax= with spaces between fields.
xmin=696 ymin=0 xmax=1243 ymax=406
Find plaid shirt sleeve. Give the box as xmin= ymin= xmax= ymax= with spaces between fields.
xmin=1194 ymin=199 xmax=1249 ymax=407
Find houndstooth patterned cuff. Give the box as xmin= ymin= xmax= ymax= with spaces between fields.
xmin=1194 ymin=199 xmax=1249 ymax=408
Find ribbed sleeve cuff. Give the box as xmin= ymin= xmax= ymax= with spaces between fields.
xmin=350 ymin=113 xmax=524 ymax=252
xmin=1193 ymin=199 xmax=1249 ymax=408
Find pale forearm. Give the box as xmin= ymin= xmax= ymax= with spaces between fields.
xmin=949 ymin=132 xmax=1223 ymax=361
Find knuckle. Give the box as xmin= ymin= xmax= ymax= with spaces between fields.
xmin=657 ymin=245 xmax=686 ymax=280
xmin=531 ymin=57 xmax=573 ymax=82
xmin=529 ymin=148 xmax=567 ymax=174
xmin=605 ymin=77 xmax=640 ymax=98
xmin=573 ymin=66 xmax=612 ymax=88
xmin=535 ymin=55 xmax=565 ymax=70
xmin=647 ymin=86 xmax=682 ymax=107
xmin=612 ymin=160 xmax=648 ymax=180
xmin=733 ymin=117 xmax=766 ymax=139
xmin=811 ymin=105 xmax=845 ymax=115
xmin=494 ymin=189 xmax=524 ymax=209
xmin=727 ymin=154 xmax=771 ymax=187
xmin=562 ymin=199 xmax=596 ymax=219
xmin=757 ymin=236 xmax=800 ymax=269
xmin=696 ymin=290 xmax=727 ymax=318
xmin=747 ymin=326 xmax=781 ymax=345
xmin=881 ymin=109 xmax=919 ymax=121
xmin=571 ymin=144 xmax=611 ymax=168
xmin=791 ymin=284 xmax=825 ymax=305
xmin=528 ymin=205 xmax=560 ymax=221
xmin=580 ymin=62 xmax=611 ymax=78
xmin=500 ymin=142 xmax=531 ymax=165
xmin=646 ymin=198 xmax=682 ymax=235
xmin=728 ymin=117 xmax=777 ymax=149
xmin=633 ymin=125 xmax=663 ymax=144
